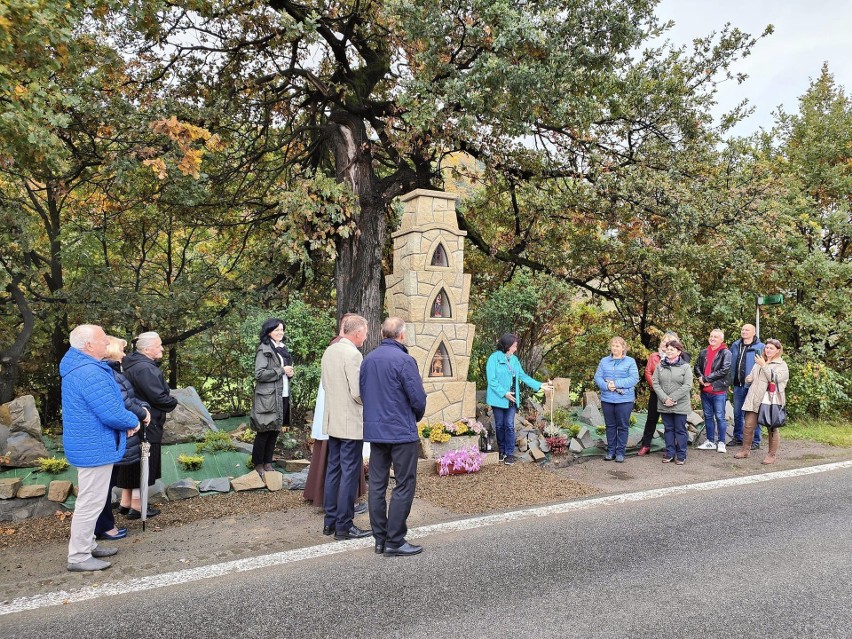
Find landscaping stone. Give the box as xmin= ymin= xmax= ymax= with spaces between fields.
xmin=231 ymin=470 xmax=266 ymax=491
xmin=480 ymin=452 xmax=500 ymax=466
xmin=148 ymin=479 xmax=169 ymax=505
xmin=627 ymin=429 xmax=643 ymax=448
xmin=198 ymin=477 xmax=231 ymax=493
xmin=166 ymin=478 xmax=200 ymax=501
xmin=0 ymin=395 xmax=50 ymax=467
xmin=17 ymin=484 xmax=46 ymax=498
xmin=583 ymin=391 xmax=601 ymax=409
xmin=578 ymin=426 xmax=595 ymax=448
xmin=162 ymin=387 xmax=217 ymax=444
xmin=0 ymin=496 xmax=72 ymax=522
xmin=529 ymin=447 xmax=545 ymax=462
xmin=569 ymin=438 xmax=584 ymax=453
xmin=0 ymin=395 xmax=42 ymax=438
xmin=264 ymin=471 xmax=283 ymax=492
xmin=686 ymin=411 xmax=704 ymax=427
xmin=0 ymin=477 xmax=22 ymax=499
xmin=286 ymin=468 xmax=310 ymax=490
xmin=579 ymin=403 xmax=605 ymax=428
xmin=1 ymin=431 xmax=49 ymax=468
xmin=47 ymin=480 xmax=73 ymax=502
xmin=283 ymin=459 xmax=310 ymax=472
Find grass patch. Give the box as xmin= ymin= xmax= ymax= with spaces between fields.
xmin=784 ymin=418 xmax=852 ymax=447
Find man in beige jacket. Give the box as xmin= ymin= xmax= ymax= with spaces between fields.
xmin=321 ymin=314 xmax=372 ymax=540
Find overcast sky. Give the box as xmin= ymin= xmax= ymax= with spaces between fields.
xmin=655 ymin=0 xmax=852 ymax=137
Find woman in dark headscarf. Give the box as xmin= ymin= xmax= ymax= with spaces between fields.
xmin=250 ymin=318 xmax=294 ymax=476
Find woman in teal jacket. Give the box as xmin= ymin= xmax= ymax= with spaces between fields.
xmin=486 ymin=334 xmax=551 ymax=465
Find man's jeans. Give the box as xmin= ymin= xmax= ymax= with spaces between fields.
xmin=732 ymin=384 xmax=761 ymax=444
xmin=700 ymin=392 xmax=728 ymax=444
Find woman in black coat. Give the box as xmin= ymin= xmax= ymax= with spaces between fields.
xmin=122 ymin=331 xmax=178 ymax=519
xmin=250 ymin=318 xmax=294 ymax=476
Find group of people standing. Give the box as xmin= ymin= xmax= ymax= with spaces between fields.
xmin=61 ymin=325 xmax=176 ymax=572
xmin=595 ymin=324 xmax=789 ymax=466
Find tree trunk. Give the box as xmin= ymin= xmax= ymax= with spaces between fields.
xmin=0 ymin=282 xmax=35 ymax=404
xmin=329 ymin=112 xmax=387 ymax=354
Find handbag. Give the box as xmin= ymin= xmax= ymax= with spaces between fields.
xmin=757 ymin=370 xmax=786 ymax=428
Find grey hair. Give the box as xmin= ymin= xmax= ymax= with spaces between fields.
xmin=342 ymin=315 xmax=368 ymax=335
xmin=69 ymin=324 xmax=98 ymax=349
xmin=135 ymin=331 xmax=161 ymax=351
xmin=381 ymin=317 xmax=406 ymax=339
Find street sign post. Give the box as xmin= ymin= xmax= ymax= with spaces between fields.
xmin=756 ymin=293 xmax=784 ymax=337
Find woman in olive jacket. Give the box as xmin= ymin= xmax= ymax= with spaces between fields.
xmin=250 ymin=318 xmax=294 ymax=476
xmin=652 ymin=340 xmax=692 ymax=465
xmin=734 ymin=338 xmax=789 ymax=464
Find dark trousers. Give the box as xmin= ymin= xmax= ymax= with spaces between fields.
xmin=94 ymin=466 xmax=119 ymax=536
xmin=368 ymin=441 xmax=419 ymax=548
xmin=662 ymin=413 xmax=688 ymax=461
xmin=324 ymin=437 xmax=364 ymax=533
xmin=251 ymin=430 xmax=279 ymax=466
xmin=602 ymin=401 xmax=633 ymax=457
xmin=640 ymin=392 xmax=661 ymax=448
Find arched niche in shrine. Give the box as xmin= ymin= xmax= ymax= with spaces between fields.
xmin=425 ymin=337 xmax=454 ymax=378
xmin=425 ymin=237 xmax=453 ymax=270
xmin=428 ymin=286 xmax=453 ymax=319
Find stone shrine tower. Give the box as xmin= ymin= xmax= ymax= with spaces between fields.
xmin=385 ymin=189 xmax=476 ymax=422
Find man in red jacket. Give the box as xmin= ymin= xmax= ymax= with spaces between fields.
xmin=695 ymin=329 xmax=732 ymax=453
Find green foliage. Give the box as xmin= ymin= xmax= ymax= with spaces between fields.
xmin=36 ymin=456 xmax=70 ymax=474
xmin=786 ymin=359 xmax=851 ymax=419
xmin=238 ymin=429 xmax=256 ymax=443
xmin=194 ymin=430 xmax=237 ymax=454
xmin=177 ymin=453 xmax=204 ymax=470
xmin=783 ymin=418 xmax=852 ymax=447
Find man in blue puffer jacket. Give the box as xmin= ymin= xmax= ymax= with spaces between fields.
xmin=61 ymin=325 xmax=141 ymax=572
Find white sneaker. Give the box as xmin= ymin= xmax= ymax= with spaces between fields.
xmin=717 ymin=441 xmax=727 ymax=454
xmin=697 ymin=440 xmax=716 ymax=450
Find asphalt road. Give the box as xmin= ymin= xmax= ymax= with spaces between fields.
xmin=3 ymin=466 xmax=851 ymax=638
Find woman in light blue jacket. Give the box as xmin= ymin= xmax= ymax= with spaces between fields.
xmin=594 ymin=336 xmax=639 ymax=463
xmin=486 ymin=334 xmax=551 ymax=465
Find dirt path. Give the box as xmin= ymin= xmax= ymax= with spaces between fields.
xmin=2 ymin=440 xmax=849 ymax=604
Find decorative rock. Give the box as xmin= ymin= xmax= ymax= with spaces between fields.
xmin=162 ymin=387 xmax=217 ymax=444
xmin=0 ymin=395 xmax=43 ymax=438
xmin=725 ymin=401 xmax=735 ymax=424
xmin=569 ymin=438 xmax=584 ymax=453
xmin=577 ymin=426 xmax=595 ymax=448
xmin=538 ymin=436 xmax=551 ymax=453
xmin=515 ymin=435 xmax=529 ymax=453
xmin=264 ymin=471 xmax=283 ymax=492
xmin=579 ymin=403 xmax=605 ymax=428
xmin=626 ymin=428 xmax=643 ymax=448
xmin=47 ymin=480 xmax=73 ymax=502
xmin=198 ymin=477 xmax=231 ymax=493
xmin=148 ymin=479 xmax=169 ymax=505
xmin=0 ymin=496 xmax=72 ymax=522
xmin=166 ymin=478 xmax=200 ymax=501
xmin=480 ymin=452 xmax=500 ymax=466
xmin=686 ymin=411 xmax=704 ymax=427
xmin=529 ymin=447 xmax=545 ymax=462
xmin=687 ymin=431 xmax=696 ymax=444
xmin=286 ymin=468 xmax=309 ymax=490
xmin=283 ymin=459 xmax=310 ymax=472
xmin=583 ymin=391 xmax=601 ymax=409
xmin=1 ymin=431 xmax=50 ymax=468
xmin=231 ymin=470 xmax=266 ymax=491
xmin=0 ymin=477 xmax=22 ymax=499
xmin=17 ymin=484 xmax=47 ymax=498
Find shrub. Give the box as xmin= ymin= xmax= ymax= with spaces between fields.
xmin=195 ymin=430 xmax=237 ymax=453
xmin=238 ymin=429 xmax=256 ymax=443
xmin=786 ymin=359 xmax=852 ymax=419
xmin=177 ymin=454 xmax=204 ymax=470
xmin=36 ymin=456 xmax=70 ymax=474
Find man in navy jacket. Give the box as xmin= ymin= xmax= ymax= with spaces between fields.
xmin=729 ymin=324 xmax=765 ymax=448
xmin=61 ymin=325 xmax=140 ymax=571
xmin=361 ymin=317 xmax=427 ymax=556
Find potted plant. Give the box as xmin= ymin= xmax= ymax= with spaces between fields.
xmin=436 ymin=444 xmax=486 ymax=476
xmin=418 ymin=418 xmax=486 ymax=459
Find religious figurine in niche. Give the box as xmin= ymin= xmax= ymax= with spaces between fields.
xmin=430 ymin=351 xmax=444 ymax=376
xmin=431 ymin=243 xmax=449 ymax=267
xmin=431 ymin=290 xmax=450 ymax=318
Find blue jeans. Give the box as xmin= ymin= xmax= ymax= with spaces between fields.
xmin=732 ymin=384 xmax=761 ymax=444
xmin=662 ymin=413 xmax=688 ymax=461
xmin=492 ymin=405 xmax=517 ymax=457
xmin=601 ymin=401 xmax=633 ymax=458
xmin=700 ymin=392 xmax=728 ymax=444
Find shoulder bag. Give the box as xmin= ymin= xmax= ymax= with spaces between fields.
xmin=757 ymin=370 xmax=786 ymax=428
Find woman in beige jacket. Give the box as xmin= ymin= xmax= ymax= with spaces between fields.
xmin=734 ymin=338 xmax=789 ymax=464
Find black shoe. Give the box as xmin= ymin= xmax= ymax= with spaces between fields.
xmin=503 ymin=455 xmax=516 ymax=465
xmin=728 ymin=439 xmax=743 ymax=447
xmin=353 ymin=502 xmax=368 ymax=515
xmin=604 ymin=455 xmax=615 ymax=461
xmin=498 ymin=453 xmax=506 ymax=462
xmin=751 ymin=441 xmax=761 ymax=450
xmin=375 ymin=542 xmax=385 ymax=554
xmin=322 ymin=525 xmax=334 ymax=536
xmin=334 ymin=525 xmax=372 ymax=540
xmin=117 ymin=506 xmax=130 ymax=515
xmin=126 ymin=507 xmax=160 ymax=520
xmin=384 ymin=542 xmax=423 ymax=557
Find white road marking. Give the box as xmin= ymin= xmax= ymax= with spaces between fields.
xmin=3 ymin=458 xmax=851 ymax=616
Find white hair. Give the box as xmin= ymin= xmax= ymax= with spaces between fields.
xmin=135 ymin=331 xmax=161 ymax=351
xmin=69 ymin=325 xmax=98 ymax=349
